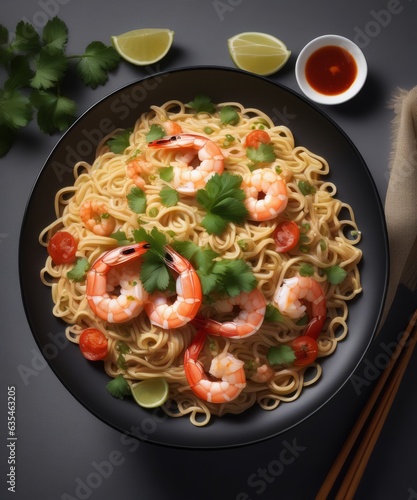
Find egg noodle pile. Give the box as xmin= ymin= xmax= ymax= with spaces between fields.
xmin=40 ymin=98 xmax=362 ymax=426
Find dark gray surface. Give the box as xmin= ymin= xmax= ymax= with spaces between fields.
xmin=2 ymin=0 xmax=417 ymax=498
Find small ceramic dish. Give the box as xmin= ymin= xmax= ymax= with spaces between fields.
xmin=295 ymin=34 xmax=367 ymax=105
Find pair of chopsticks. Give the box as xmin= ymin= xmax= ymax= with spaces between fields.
xmin=316 ymin=307 xmax=417 ymax=499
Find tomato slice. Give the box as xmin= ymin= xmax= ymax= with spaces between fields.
xmin=273 ymin=220 xmax=300 ymax=253
xmin=245 ymin=130 xmax=271 ymax=148
xmin=79 ymin=328 xmax=108 ymax=361
xmin=291 ymin=336 xmax=318 ymax=367
xmin=47 ymin=231 xmax=78 ymax=264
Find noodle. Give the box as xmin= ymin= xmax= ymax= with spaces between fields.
xmin=39 ymin=99 xmax=362 ymax=426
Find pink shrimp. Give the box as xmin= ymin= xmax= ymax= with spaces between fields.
xmin=148 ymin=133 xmax=224 ymax=195
xmin=163 ymin=120 xmax=183 ymax=135
xmin=144 ymin=246 xmax=202 ymax=329
xmin=192 ymin=288 xmax=266 ymax=339
xmin=184 ymin=330 xmax=246 ymax=403
xmin=273 ymin=275 xmax=327 ymax=339
xmin=126 ymin=158 xmax=154 ymax=188
xmin=242 ymin=168 xmax=288 ymax=221
xmin=80 ymin=200 xmax=116 ymax=236
xmin=86 ymin=242 xmax=150 ymax=323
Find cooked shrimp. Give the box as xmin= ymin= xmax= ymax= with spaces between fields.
xmin=80 ymin=200 xmax=116 ymax=236
xmin=144 ymin=245 xmax=202 ymax=329
xmin=126 ymin=154 xmax=158 ymax=188
xmin=250 ymin=363 xmax=275 ymax=383
xmin=163 ymin=120 xmax=183 ymax=135
xmin=184 ymin=330 xmax=246 ymax=403
xmin=192 ymin=289 xmax=266 ymax=339
xmin=148 ymin=133 xmax=224 ymax=195
xmin=86 ymin=242 xmax=150 ymax=323
xmin=273 ymin=275 xmax=326 ymax=339
xmin=242 ymin=168 xmax=288 ymax=221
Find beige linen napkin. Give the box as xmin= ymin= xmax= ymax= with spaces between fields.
xmin=379 ymin=86 xmax=417 ymax=326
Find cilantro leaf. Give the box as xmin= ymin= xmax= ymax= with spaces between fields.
xmin=134 ymin=226 xmax=167 ymax=256
xmin=110 ymin=230 xmax=132 ymax=246
xmin=42 ymin=17 xmax=68 ymax=53
xmin=159 ymin=166 xmax=174 ymax=182
xmin=4 ymin=56 xmax=33 ymax=91
xmin=139 ymin=252 xmax=172 ymax=293
xmin=66 ymin=257 xmax=90 ymax=282
xmin=220 ymin=105 xmax=240 ymax=125
xmin=324 ymin=265 xmax=347 ymax=285
xmin=11 ymin=21 xmax=41 ymax=53
xmin=75 ymin=41 xmax=120 ymax=89
xmin=173 ymin=240 xmax=219 ymax=275
xmin=0 ymin=89 xmax=32 ymax=129
xmin=160 ymin=186 xmax=179 ymax=207
xmin=211 ymin=259 xmax=256 ymax=297
xmin=106 ymin=129 xmax=132 ymax=153
xmin=196 ymin=173 xmax=248 ymax=235
xmin=146 ymin=124 xmax=165 ymax=143
xmin=246 ymin=143 xmax=276 ymax=164
xmin=106 ymin=375 xmax=131 ymax=400
xmin=127 ymin=187 xmax=147 ymax=214
xmin=188 ymin=94 xmax=216 ymax=114
xmin=264 ymin=304 xmax=284 ymax=323
xmin=30 ymin=90 xmax=76 ymax=133
xmin=267 ymin=345 xmax=296 ymax=366
xmin=30 ymin=48 xmax=68 ymax=89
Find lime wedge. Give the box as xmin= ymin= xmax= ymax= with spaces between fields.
xmin=131 ymin=377 xmax=169 ymax=408
xmin=111 ymin=28 xmax=174 ymax=65
xmin=228 ymin=32 xmax=291 ymax=76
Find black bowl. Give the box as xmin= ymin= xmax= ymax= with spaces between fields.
xmin=19 ymin=66 xmax=388 ymax=449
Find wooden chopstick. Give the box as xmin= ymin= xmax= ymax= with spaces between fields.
xmin=316 ymin=308 xmax=417 ymax=500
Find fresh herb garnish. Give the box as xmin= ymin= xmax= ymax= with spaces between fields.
xmin=133 ymin=227 xmax=175 ymax=293
xmin=219 ymin=105 xmax=240 ymax=125
xmin=110 ymin=230 xmax=133 ymax=246
xmin=264 ymin=304 xmax=284 ymax=323
xmin=172 ymin=240 xmax=256 ymax=298
xmin=146 ymin=124 xmax=165 ymax=143
xmin=127 ymin=187 xmax=147 ymax=214
xmin=0 ymin=17 xmax=120 ymax=156
xmin=106 ymin=375 xmax=131 ymax=400
xmin=106 ymin=129 xmax=132 ymax=153
xmin=160 ymin=186 xmax=179 ymax=207
xmin=159 ymin=166 xmax=174 ymax=182
xmin=188 ymin=94 xmax=216 ymax=114
xmin=324 ymin=265 xmax=347 ymax=285
xmin=267 ymin=345 xmax=296 ymax=366
xmin=246 ymin=143 xmax=276 ymax=165
xmin=66 ymin=257 xmax=90 ymax=282
xmin=196 ymin=172 xmax=248 ymax=235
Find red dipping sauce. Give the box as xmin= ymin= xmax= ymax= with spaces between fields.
xmin=305 ymin=45 xmax=357 ymax=96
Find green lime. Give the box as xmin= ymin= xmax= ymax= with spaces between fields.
xmin=228 ymin=32 xmax=291 ymax=76
xmin=111 ymin=28 xmax=174 ymax=65
xmin=131 ymin=377 xmax=169 ymax=408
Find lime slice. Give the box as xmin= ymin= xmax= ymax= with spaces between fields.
xmin=131 ymin=377 xmax=169 ymax=408
xmin=228 ymin=32 xmax=291 ymax=76
xmin=111 ymin=28 xmax=174 ymax=65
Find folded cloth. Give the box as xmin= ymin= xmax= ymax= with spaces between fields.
xmin=380 ymin=86 xmax=417 ymax=326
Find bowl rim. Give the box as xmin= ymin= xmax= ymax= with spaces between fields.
xmin=295 ymin=34 xmax=368 ymax=105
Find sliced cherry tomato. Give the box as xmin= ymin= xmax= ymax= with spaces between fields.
xmin=291 ymin=336 xmax=318 ymax=367
xmin=79 ymin=328 xmax=108 ymax=361
xmin=273 ymin=220 xmax=300 ymax=253
xmin=245 ymin=130 xmax=271 ymax=148
xmin=47 ymin=231 xmax=78 ymax=264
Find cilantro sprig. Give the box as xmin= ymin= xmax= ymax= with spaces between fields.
xmin=172 ymin=240 xmax=256 ymax=299
xmin=0 ymin=17 xmax=120 ymax=156
xmin=196 ymin=172 xmax=248 ymax=235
